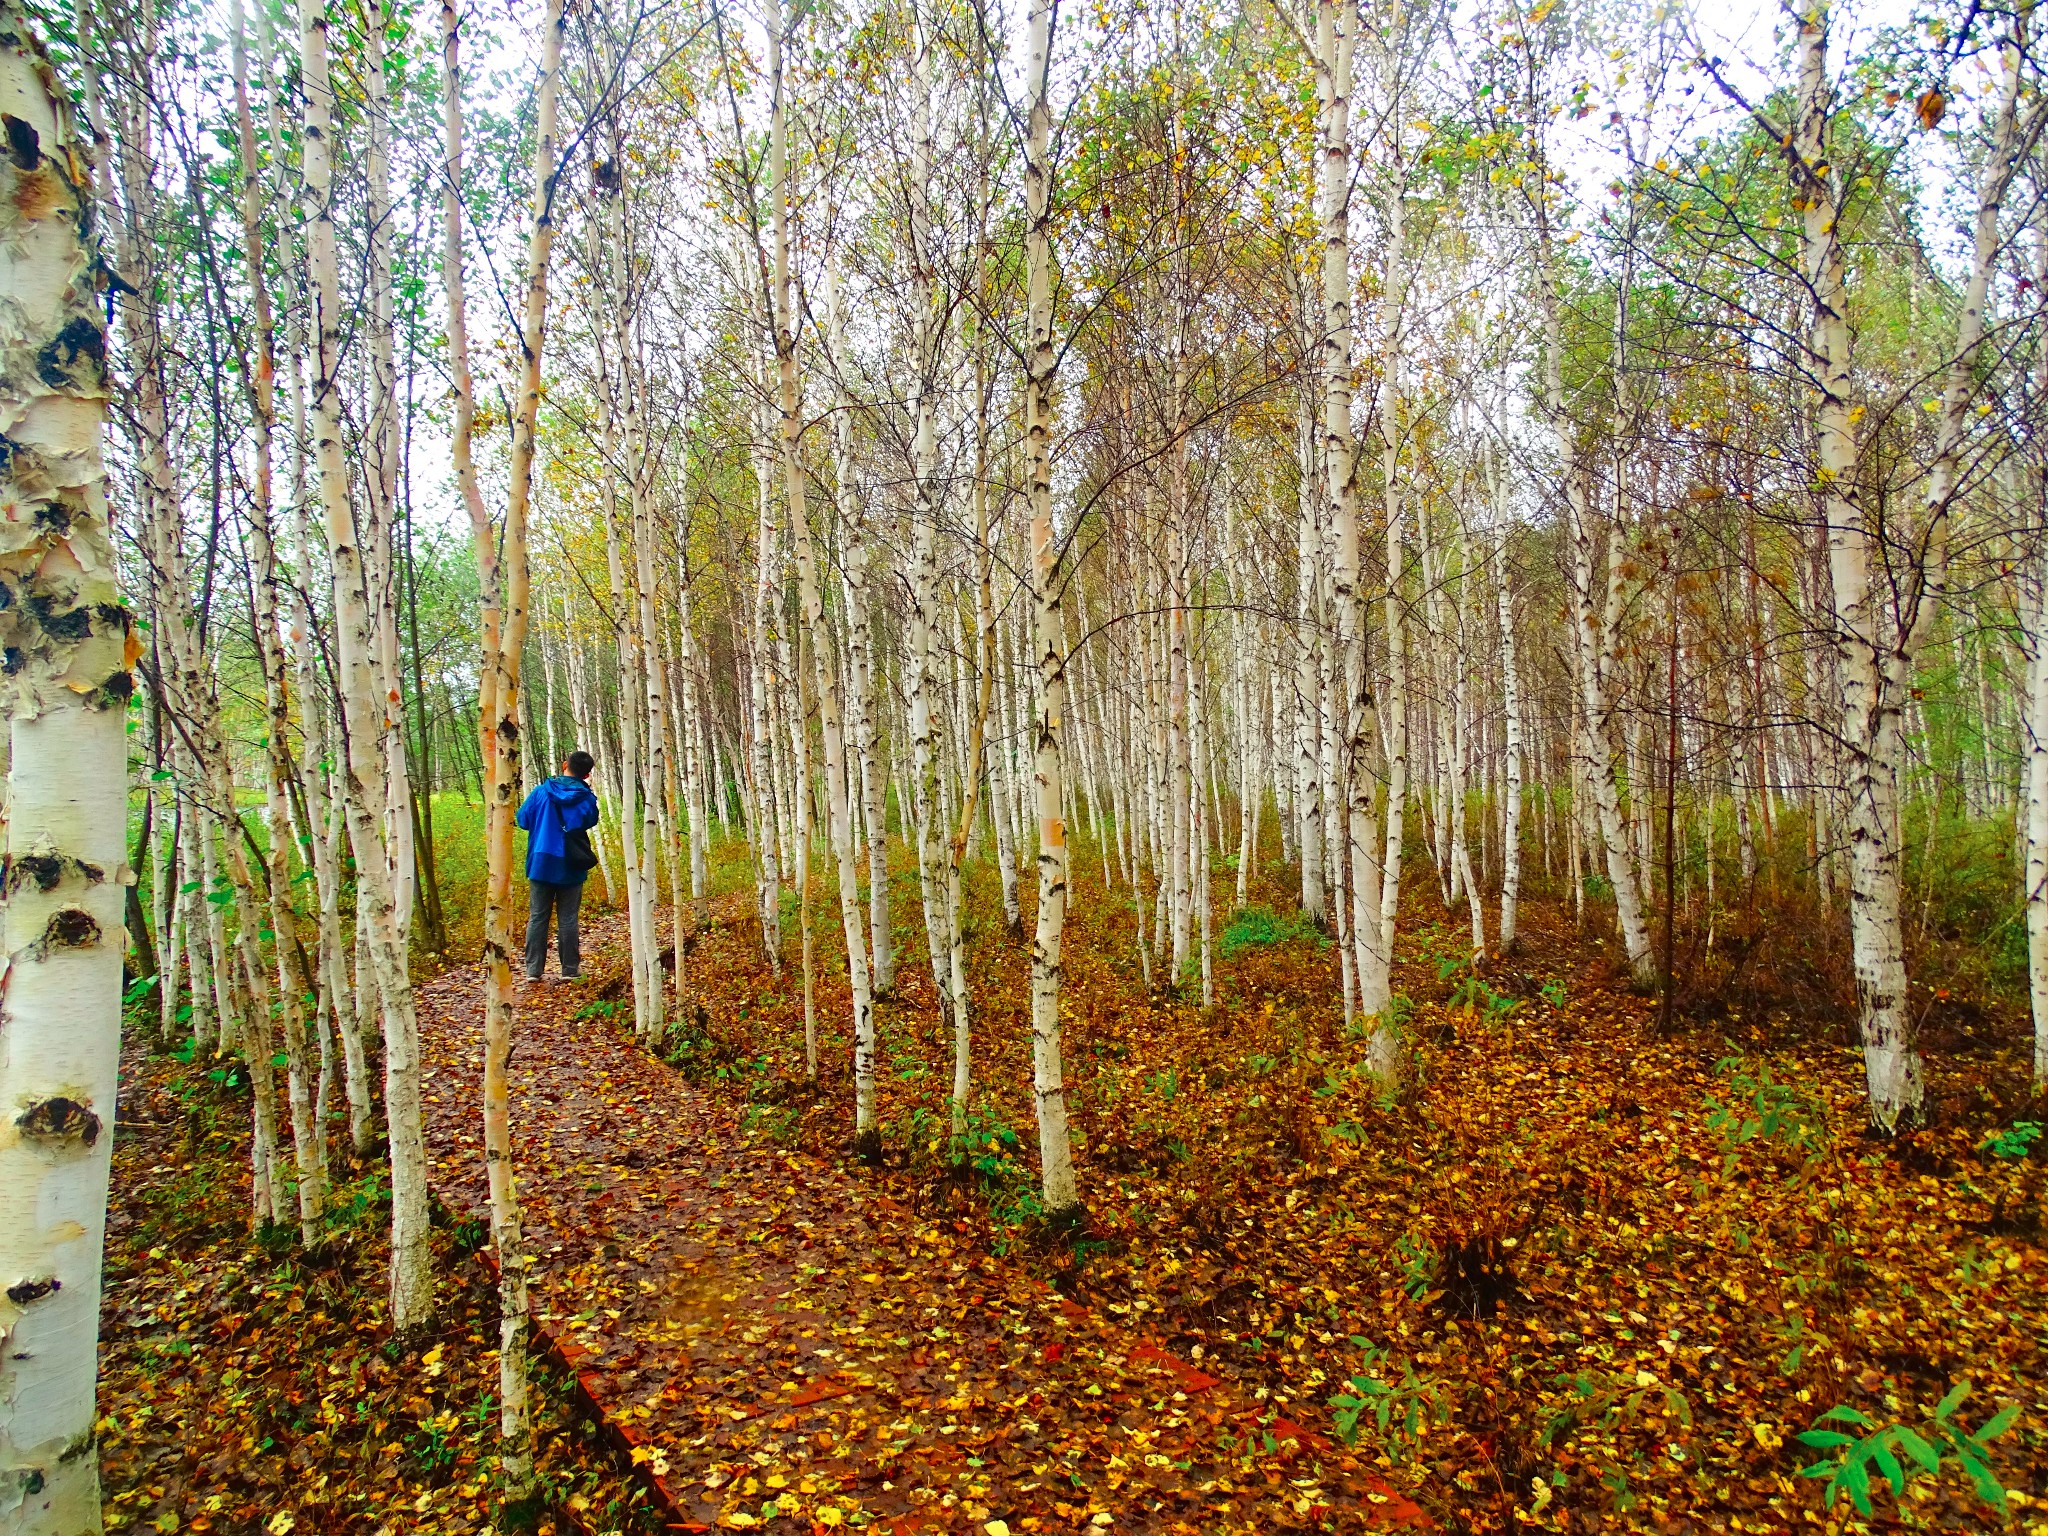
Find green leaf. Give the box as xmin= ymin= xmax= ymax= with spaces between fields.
xmin=1869 ymin=1435 xmax=1905 ymax=1497
xmin=1973 ymin=1403 xmax=2021 ymax=1443
xmin=1816 ymin=1405 xmax=1873 ymax=1427
xmin=1934 ymin=1381 xmax=1971 ymax=1421
xmin=1798 ymin=1430 xmax=1855 ymax=1450
xmin=1839 ymin=1456 xmax=1874 ymax=1516
xmin=1892 ymin=1425 xmax=1938 ymax=1475
xmin=1966 ymin=1461 xmax=2009 ymax=1510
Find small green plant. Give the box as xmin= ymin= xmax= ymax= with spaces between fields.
xmin=1329 ymin=1338 xmax=1445 ymax=1457
xmin=1797 ymin=1383 xmax=2021 ymax=1518
xmin=1539 ymin=977 xmax=1568 ymax=1009
xmin=742 ymin=1102 xmax=801 ymax=1144
xmin=1392 ymin=1232 xmax=1438 ymax=1301
xmin=1219 ymin=905 xmax=1325 ymax=960
xmin=1539 ymin=1370 xmax=1693 ymax=1468
xmin=957 ymin=1108 xmax=1026 ymax=1181
xmin=987 ymin=1182 xmax=1045 ymax=1252
xmin=1436 ymin=956 xmax=1520 ymax=1024
xmin=1772 ymin=1310 xmax=1809 ymax=1375
xmin=406 ymin=1408 xmax=461 ymax=1477
xmin=1346 ymin=993 xmax=1414 ymax=1042
xmin=659 ymin=1010 xmax=738 ymax=1080
xmin=1706 ymin=1054 xmax=1826 ymax=1173
xmin=1954 ymin=1244 xmax=2005 ymax=1285
xmin=1145 ymin=1068 xmax=1179 ymax=1101
xmin=572 ymin=999 xmax=621 ymax=1023
xmin=1981 ymin=1121 xmax=2042 ymax=1161
xmin=1596 ymin=1462 xmax=1640 ymax=1513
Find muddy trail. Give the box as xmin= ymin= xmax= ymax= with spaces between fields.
xmin=416 ymin=899 xmax=1426 ymax=1534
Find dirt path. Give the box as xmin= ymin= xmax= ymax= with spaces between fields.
xmin=415 ymin=902 xmax=1426 ymax=1535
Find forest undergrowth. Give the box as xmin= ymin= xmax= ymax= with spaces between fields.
xmin=95 ymin=1030 xmax=664 ymax=1536
xmin=97 ymin=838 xmax=2048 ymax=1534
xmin=653 ymin=846 xmax=2048 ymax=1532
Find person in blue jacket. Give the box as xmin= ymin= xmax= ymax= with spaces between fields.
xmin=516 ymin=750 xmax=601 ymax=981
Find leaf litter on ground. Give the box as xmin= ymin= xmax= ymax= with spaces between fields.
xmin=104 ymin=852 xmax=2048 ymax=1535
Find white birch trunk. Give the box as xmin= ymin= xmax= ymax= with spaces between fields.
xmin=300 ymin=0 xmax=433 ymax=1328
xmin=0 ymin=23 xmax=134 ymax=1518
xmin=1023 ymin=0 xmax=1079 ymax=1218
xmin=1494 ymin=508 xmax=1523 ymax=953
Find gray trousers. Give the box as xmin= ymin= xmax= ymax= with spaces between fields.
xmin=524 ymin=879 xmax=583 ymax=978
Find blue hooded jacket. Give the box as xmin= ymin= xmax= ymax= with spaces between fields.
xmin=517 ymin=775 xmax=601 ymax=886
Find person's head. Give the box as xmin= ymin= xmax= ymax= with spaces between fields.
xmin=564 ymin=750 xmax=596 ymax=781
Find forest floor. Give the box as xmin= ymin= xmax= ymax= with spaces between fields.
xmin=95 ymin=1026 xmax=664 ymax=1535
xmin=411 ymin=863 xmax=2047 ymax=1535
xmin=96 ymin=854 xmax=2048 ymax=1535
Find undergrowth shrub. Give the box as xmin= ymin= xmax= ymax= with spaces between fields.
xmin=1798 ymin=1382 xmax=2021 ymax=1519
xmin=1218 ymin=905 xmax=1325 ymax=960
xmin=1537 ymin=1366 xmax=1694 ymax=1514
xmin=657 ymin=1005 xmax=740 ymax=1081
xmin=1705 ymin=1052 xmax=1827 ymax=1174
xmin=1329 ymin=1337 xmax=1447 ymax=1458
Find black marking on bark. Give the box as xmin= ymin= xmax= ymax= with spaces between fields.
xmin=27 ymin=593 xmax=90 ymax=640
xmin=2 ymin=646 xmax=23 ymax=675
xmin=3 ymin=114 xmax=41 ymax=171
xmin=9 ymin=852 xmax=65 ymax=892
xmin=94 ymin=669 xmax=134 ymax=707
xmin=5 ymin=1276 xmax=59 ymax=1306
xmin=0 ymin=432 xmax=19 ymax=478
xmin=43 ymin=906 xmax=100 ymax=948
xmin=17 ymin=1097 xmax=101 ymax=1147
xmin=35 ymin=314 xmax=106 ymax=390
xmin=32 ymin=500 xmax=71 ymax=533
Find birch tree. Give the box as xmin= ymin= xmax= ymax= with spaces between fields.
xmin=0 ymin=11 xmax=135 ymax=1523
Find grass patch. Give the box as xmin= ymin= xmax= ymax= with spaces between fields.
xmin=1218 ymin=904 xmax=1326 ymax=960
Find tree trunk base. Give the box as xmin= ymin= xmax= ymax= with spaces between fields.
xmin=852 ymin=1126 xmax=884 ymax=1167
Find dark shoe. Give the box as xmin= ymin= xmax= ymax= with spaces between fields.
xmin=560 ymin=970 xmax=583 ymax=981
